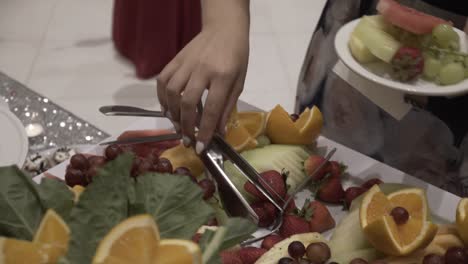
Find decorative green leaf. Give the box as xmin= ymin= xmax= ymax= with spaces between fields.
xmin=133 ymin=173 xmax=214 ymax=239
xmin=65 ymin=153 xmax=134 ymax=264
xmin=36 ymin=178 xmax=74 ymax=222
xmin=200 ymin=218 xmax=257 ymax=264
xmin=0 ymin=166 xmax=45 ymax=240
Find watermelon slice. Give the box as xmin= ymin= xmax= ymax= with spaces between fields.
xmin=376 ymin=0 xmax=452 ymax=35
xmin=117 ymin=129 xmax=180 ymax=157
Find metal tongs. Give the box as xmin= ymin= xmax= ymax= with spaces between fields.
xmin=99 ymin=104 xmax=336 ymax=244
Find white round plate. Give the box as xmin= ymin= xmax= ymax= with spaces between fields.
xmin=335 ymin=18 xmax=468 ymax=96
xmin=0 ymin=108 xmax=28 ymax=167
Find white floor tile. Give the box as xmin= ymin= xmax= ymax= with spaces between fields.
xmin=0 ymin=40 xmax=39 ymax=83
xmin=275 ymin=33 xmax=311 ymax=89
xmin=0 ymin=0 xmax=57 ymax=41
xmin=44 ymin=0 xmax=113 ymax=41
xmin=28 ymin=40 xmax=159 ymax=133
xmin=241 ymin=33 xmax=295 ymax=112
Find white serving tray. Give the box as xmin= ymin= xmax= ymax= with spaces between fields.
xmin=34 ymin=102 xmax=461 ymax=239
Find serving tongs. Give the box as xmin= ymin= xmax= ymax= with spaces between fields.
xmin=99 ymin=104 xmax=336 ymax=242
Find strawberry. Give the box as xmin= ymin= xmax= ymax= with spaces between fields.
xmin=251 ymin=202 xmax=275 ymax=227
xmin=283 ymin=195 xmax=297 ymax=214
xmin=344 ymin=186 xmax=367 ymax=209
xmin=238 ymin=247 xmax=267 ymax=264
xmin=261 ymin=234 xmax=283 ymax=250
xmin=361 ymin=178 xmax=384 ymax=190
xmin=391 ymin=47 xmax=424 ymax=82
xmin=279 ymin=215 xmax=310 ymax=238
xmin=317 ymin=177 xmax=345 ymax=204
xmin=244 ymin=170 xmax=286 ymax=201
xmin=326 ymin=161 xmax=345 ymax=178
xmin=304 ymin=155 xmax=328 ymax=181
xmin=220 ymin=250 xmax=242 ymax=264
xmin=305 ymin=201 xmax=335 ymax=233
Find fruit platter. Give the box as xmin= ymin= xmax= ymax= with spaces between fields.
xmin=1 ymin=102 xmax=467 ymax=264
xmin=335 ymin=0 xmax=468 ymax=96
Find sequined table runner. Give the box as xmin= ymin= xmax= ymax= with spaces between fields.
xmin=0 ymin=72 xmax=109 ymax=171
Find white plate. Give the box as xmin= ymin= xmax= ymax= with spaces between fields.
xmin=0 ymin=107 xmax=28 ymax=167
xmin=335 ymin=18 xmax=468 ymax=96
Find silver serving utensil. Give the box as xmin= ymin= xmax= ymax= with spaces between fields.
xmin=99 ymin=133 xmax=182 ymax=146
xmin=99 ymin=105 xmax=165 ymax=117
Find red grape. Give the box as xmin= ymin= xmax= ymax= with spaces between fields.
xmin=390 ymin=207 xmax=409 ymax=225
xmin=288 ymin=241 xmax=305 ymax=259
xmin=198 ymin=179 xmax=215 ymax=200
xmin=65 ymin=168 xmax=87 ymax=187
xmin=137 ymin=159 xmax=153 ymax=175
xmin=290 ymin=114 xmax=299 ymax=122
xmin=155 ymin=158 xmax=173 ymax=173
xmin=278 ymin=257 xmax=295 ymax=264
xmin=86 ymin=166 xmax=99 ymax=182
xmin=105 ymin=145 xmax=123 ymax=160
xmin=445 ymin=247 xmax=468 ymax=264
xmin=88 ymin=155 xmax=107 ymax=167
xmin=423 ymin=254 xmax=444 ymax=264
xmin=174 ymin=167 xmax=196 ymax=181
xmin=70 ymin=154 xmax=90 ymax=170
xmin=306 ymin=242 xmax=330 ymax=264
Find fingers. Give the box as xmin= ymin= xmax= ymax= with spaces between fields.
xmin=196 ymin=77 xmax=234 ymax=153
xmin=165 ymin=65 xmax=192 ymax=130
xmin=179 ymin=71 xmax=209 ymax=147
xmin=156 ymin=60 xmax=179 ymax=114
xmin=217 ymin=75 xmax=245 ymax=134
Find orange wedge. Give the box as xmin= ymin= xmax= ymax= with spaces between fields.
xmin=71 ymin=185 xmax=85 ymax=202
xmin=0 ymin=237 xmax=49 ymax=264
xmin=456 ymin=198 xmax=468 ymax=245
xmin=224 ymin=107 xmax=258 ymax=152
xmin=360 ymin=186 xmax=437 ymax=256
xmin=92 ymin=215 xmax=160 ymax=264
xmin=238 ymin=111 xmax=267 ymax=138
xmin=92 ymin=214 xmax=201 ymax=264
xmin=33 ymin=209 xmax=70 ymax=263
xmin=266 ymin=105 xmax=323 ymax=145
xmin=156 ymin=239 xmax=202 ymax=264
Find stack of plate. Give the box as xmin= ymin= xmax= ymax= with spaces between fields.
xmin=0 ymin=101 xmax=28 ymax=167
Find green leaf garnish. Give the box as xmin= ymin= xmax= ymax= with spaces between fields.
xmin=36 ymin=178 xmax=74 ymax=222
xmin=65 ymin=153 xmax=134 ymax=264
xmin=132 ymin=172 xmax=214 ymax=239
xmin=0 ymin=166 xmax=45 ymax=240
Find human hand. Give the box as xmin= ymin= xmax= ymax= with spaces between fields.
xmin=157 ymin=1 xmax=249 ymax=154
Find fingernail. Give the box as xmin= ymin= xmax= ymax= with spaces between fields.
xmin=173 ymin=121 xmax=180 ymax=131
xmin=183 ymin=136 xmax=191 ymax=147
xmin=196 ymin=141 xmax=205 ymax=154
xmin=224 ymin=125 xmax=228 ymax=135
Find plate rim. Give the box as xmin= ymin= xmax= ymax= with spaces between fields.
xmin=335 ymin=18 xmax=468 ymax=96
xmin=0 ymin=107 xmax=28 ymax=167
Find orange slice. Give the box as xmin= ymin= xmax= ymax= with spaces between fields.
xmin=360 ymin=185 xmax=437 ymax=256
xmin=160 ymin=144 xmax=205 ymax=177
xmin=33 ymin=209 xmax=70 ymax=263
xmin=266 ymin=105 xmax=323 ymax=145
xmin=456 ymin=198 xmax=468 ymax=245
xmin=0 ymin=237 xmax=49 ymax=264
xmin=155 ymin=239 xmax=202 ymax=264
xmin=238 ymin=111 xmax=267 ymax=138
xmin=225 ymin=107 xmax=258 ymax=152
xmin=71 ymin=185 xmax=85 ymax=202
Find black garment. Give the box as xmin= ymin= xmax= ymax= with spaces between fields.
xmin=423 ymin=0 xmax=468 ymax=16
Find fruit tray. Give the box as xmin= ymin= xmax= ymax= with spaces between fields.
xmin=31 ymin=103 xmax=463 ymax=263
xmin=34 ymin=110 xmax=460 ymax=226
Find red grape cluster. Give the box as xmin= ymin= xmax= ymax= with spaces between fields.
xmin=278 ymin=241 xmax=331 ymax=264
xmin=64 ymin=144 xmax=216 ymax=200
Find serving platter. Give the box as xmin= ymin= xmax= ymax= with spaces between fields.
xmin=35 ymin=104 xmax=460 ymax=243
xmin=335 ymin=18 xmax=468 ymax=97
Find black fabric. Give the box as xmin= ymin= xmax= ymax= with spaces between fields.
xmin=422 ymin=0 xmax=468 ymax=16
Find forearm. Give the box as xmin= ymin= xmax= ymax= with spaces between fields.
xmin=201 ymin=0 xmax=250 ymax=32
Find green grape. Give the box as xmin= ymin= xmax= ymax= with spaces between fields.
xmin=441 ymin=54 xmax=457 ymax=65
xmin=439 ymin=63 xmax=465 ymax=85
xmin=419 ymin=34 xmax=434 ymax=48
xmin=423 ymin=56 xmax=442 ymax=79
xmin=432 ymin=24 xmax=459 ymax=48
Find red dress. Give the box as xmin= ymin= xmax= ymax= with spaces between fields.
xmin=112 ymin=0 xmax=202 ymax=79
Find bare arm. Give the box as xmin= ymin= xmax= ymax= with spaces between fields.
xmin=157 ymin=0 xmax=250 ymax=154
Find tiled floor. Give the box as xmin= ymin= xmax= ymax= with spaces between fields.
xmin=0 ymin=0 xmax=326 ymax=133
